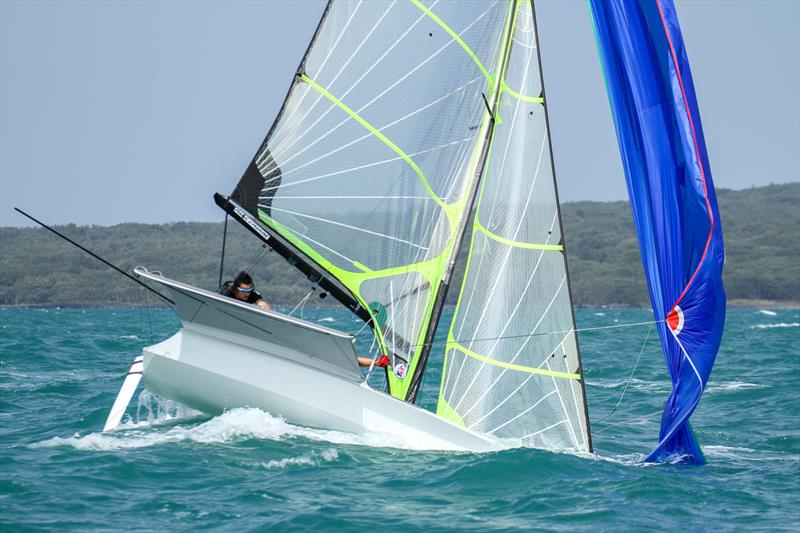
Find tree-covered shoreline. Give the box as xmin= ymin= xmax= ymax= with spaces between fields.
xmin=2 ymin=183 xmax=797 ymax=308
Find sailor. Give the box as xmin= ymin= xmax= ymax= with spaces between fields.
xmin=219 ymin=271 xmax=271 ymax=311
xmin=357 ymin=354 xmax=391 ymax=368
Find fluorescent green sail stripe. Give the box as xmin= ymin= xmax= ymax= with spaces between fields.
xmin=410 ymin=0 xmax=494 ymax=91
xmin=448 ymin=336 xmax=581 ymax=380
xmin=436 ymin=395 xmax=466 ymax=427
xmin=403 ymin=1 xmax=515 ymax=403
xmin=500 ymin=81 xmax=544 ymax=103
xmin=475 ymin=221 xmax=564 ymax=251
xmin=352 ymin=261 xmax=372 ymax=273
xmin=259 ymin=208 xmax=460 ymax=402
xmin=299 ymin=74 xmax=453 ymax=218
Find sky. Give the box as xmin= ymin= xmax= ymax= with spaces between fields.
xmin=1 ymin=0 xmax=798 ymax=227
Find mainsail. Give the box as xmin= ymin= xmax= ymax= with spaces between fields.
xmin=436 ymin=1 xmax=592 ymax=452
xmin=221 ymin=0 xmax=593 ymax=451
xmin=588 ymin=0 xmax=726 ymax=463
xmin=224 ymin=1 xmax=516 ymax=402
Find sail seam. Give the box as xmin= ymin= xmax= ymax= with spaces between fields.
xmin=457 ymin=326 xmax=574 ymax=420
xmin=447 ymin=340 xmax=581 ymax=380
xmin=519 ymin=419 xmax=570 ymax=441
xmin=410 ymin=0 xmax=495 ymax=89
xmin=299 ymin=73 xmax=448 ymax=213
xmin=484 ymin=390 xmax=557 ymax=434
xmin=261 ymin=0 xmax=382 ymax=164
xmin=266 ymin=205 xmax=428 ymax=250
xmin=546 ymin=358 xmax=580 ymax=448
xmin=262 ymin=0 xmax=366 ymax=156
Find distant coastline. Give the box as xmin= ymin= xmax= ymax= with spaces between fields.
xmin=2 ymin=182 xmax=798 ymax=308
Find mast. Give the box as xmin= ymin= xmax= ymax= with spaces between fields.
xmin=529 ymin=0 xmax=593 ymax=452
xmin=405 ymin=0 xmax=519 ymax=403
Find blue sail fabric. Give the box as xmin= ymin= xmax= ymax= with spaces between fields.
xmin=588 ymin=0 xmax=726 ymax=463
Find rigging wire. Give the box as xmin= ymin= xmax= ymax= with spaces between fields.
xmin=288 ymin=288 xmax=315 ymax=318
xmin=594 ymin=409 xmax=664 ymax=435
xmin=143 ymin=285 xmax=154 ymax=343
xmin=362 ymin=335 xmax=381 ymax=385
xmin=350 ymin=315 xmax=376 ymax=337
xmin=243 ymin=244 xmax=269 ymax=274
xmin=592 ymin=323 xmax=653 ymax=426
xmin=351 ymin=317 xmax=664 ymax=347
xmin=217 ymin=213 xmax=228 ymax=289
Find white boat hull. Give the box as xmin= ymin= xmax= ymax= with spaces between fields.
xmin=134 ymin=268 xmax=498 ymax=452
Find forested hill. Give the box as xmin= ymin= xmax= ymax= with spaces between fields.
xmin=2 ymin=183 xmax=798 ymax=307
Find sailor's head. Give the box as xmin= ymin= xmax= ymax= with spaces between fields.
xmin=233 ymin=271 xmax=255 ymax=300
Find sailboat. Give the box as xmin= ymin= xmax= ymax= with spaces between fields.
xmin=105 ymin=0 xmax=725 ymax=462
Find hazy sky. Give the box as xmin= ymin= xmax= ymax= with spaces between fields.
xmin=1 ymin=0 xmax=798 ymax=227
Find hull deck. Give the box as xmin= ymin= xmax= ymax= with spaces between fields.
xmin=135 ymin=268 xmax=498 ymax=451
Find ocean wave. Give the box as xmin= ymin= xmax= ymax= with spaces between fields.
xmin=756 ymin=309 xmax=778 ymax=316
xmin=705 ymin=381 xmax=766 ymax=393
xmin=703 ymin=445 xmax=757 ymax=460
xmin=31 ymin=407 xmax=457 ymax=452
xmin=118 ymin=335 xmax=140 ymax=340
xmin=0 ymin=369 xmax=118 ymax=392
xmin=317 ymin=317 xmax=335 ymax=323
xmin=750 ymin=322 xmax=799 ymax=329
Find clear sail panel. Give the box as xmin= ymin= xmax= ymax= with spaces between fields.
xmin=437 ymin=1 xmax=590 ymax=451
xmin=239 ymin=0 xmax=514 ymax=399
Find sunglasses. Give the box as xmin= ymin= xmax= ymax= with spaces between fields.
xmin=237 ymin=286 xmax=254 ymax=293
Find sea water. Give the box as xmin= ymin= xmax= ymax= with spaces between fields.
xmin=1 ymin=306 xmax=798 ymax=531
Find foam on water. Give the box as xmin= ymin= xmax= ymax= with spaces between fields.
xmin=756 ymin=309 xmax=778 ymax=316
xmin=33 ymin=406 xmax=475 ymax=453
xmin=258 ymin=448 xmax=340 ymax=469
xmin=751 ymin=322 xmax=799 ymax=329
xmin=703 ymin=445 xmax=757 ymax=460
xmin=705 ymin=381 xmax=766 ymax=393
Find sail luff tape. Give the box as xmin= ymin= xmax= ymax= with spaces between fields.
xmin=449 ymin=339 xmax=581 ymax=380
xmin=298 ymin=73 xmax=448 ymax=213
xmin=475 ymin=221 xmax=564 ymax=250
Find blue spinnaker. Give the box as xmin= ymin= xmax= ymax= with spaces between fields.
xmin=588 ymin=0 xmax=726 ymax=463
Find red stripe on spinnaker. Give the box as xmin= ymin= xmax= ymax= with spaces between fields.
xmin=655 ymin=0 xmax=714 ymax=310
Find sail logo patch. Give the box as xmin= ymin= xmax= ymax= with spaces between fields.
xmin=394 ymin=363 xmax=407 ymax=379
xmin=667 ymin=305 xmax=685 ymax=335
xmin=233 ymin=206 xmax=271 ymax=242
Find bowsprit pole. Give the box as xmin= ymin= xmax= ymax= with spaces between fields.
xmin=13 ymin=207 xmax=174 ymax=305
